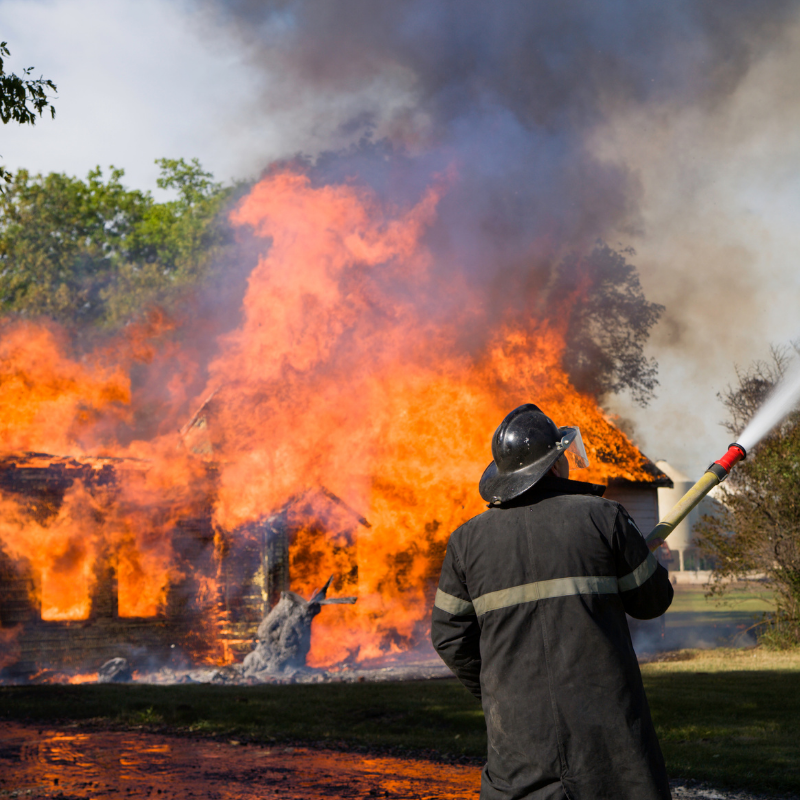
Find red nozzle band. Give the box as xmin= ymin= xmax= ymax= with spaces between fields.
xmin=714 ymin=442 xmax=747 ymax=474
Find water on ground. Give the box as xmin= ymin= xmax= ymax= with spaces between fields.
xmin=0 ymin=724 xmax=782 ymax=800
xmin=0 ymin=723 xmax=478 ymax=799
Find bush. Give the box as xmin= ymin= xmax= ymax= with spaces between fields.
xmin=696 ymin=347 xmax=800 ymax=647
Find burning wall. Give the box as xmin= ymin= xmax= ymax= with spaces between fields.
xmin=0 ymin=168 xmax=669 ymax=678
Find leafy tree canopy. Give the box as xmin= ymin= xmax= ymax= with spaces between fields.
xmin=0 ymin=158 xmax=234 ymax=326
xmin=0 ymin=41 xmax=57 ymax=124
xmin=552 ymin=244 xmax=664 ymax=406
xmin=0 ymin=41 xmax=58 ymax=187
xmin=696 ymin=346 xmax=800 ymax=647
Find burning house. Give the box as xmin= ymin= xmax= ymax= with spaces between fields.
xmin=0 ymin=168 xmax=672 ymax=682
xmin=0 ymin=450 xmax=368 ymax=678
xmin=0 ymin=415 xmax=670 ymax=680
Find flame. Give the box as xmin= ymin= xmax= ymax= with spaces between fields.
xmin=23 ymin=669 xmax=97 ymax=684
xmin=66 ymin=672 xmax=97 ymax=684
xmin=0 ymin=455 xmax=207 ymax=621
xmin=0 ymin=321 xmax=129 ymax=454
xmin=205 ymin=170 xmax=657 ymax=666
xmin=0 ymin=167 xmax=661 ymax=673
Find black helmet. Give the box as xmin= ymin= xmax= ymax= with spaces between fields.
xmin=479 ymin=404 xmax=585 ymax=504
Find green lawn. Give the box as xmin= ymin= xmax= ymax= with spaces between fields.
xmin=667 ymin=586 xmax=774 ymax=615
xmin=2 ymin=648 xmax=799 ymax=795
xmin=642 ymin=649 xmax=800 ymax=794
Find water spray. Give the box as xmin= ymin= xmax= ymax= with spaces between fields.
xmin=645 ymin=355 xmax=800 ymax=551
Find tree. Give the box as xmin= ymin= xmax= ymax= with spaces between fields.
xmin=0 ymin=159 xmax=233 ymax=326
xmin=552 ymin=244 xmax=664 ymax=406
xmin=0 ymin=41 xmax=57 ymax=187
xmin=695 ymin=346 xmax=800 ymax=647
xmin=103 ymin=158 xmax=235 ymax=324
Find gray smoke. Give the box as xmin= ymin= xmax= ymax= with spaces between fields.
xmin=202 ymin=0 xmax=800 ymax=471
xmin=210 ymin=1 xmax=793 ymax=252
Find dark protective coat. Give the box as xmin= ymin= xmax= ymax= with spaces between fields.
xmin=431 ymin=477 xmax=674 ymax=800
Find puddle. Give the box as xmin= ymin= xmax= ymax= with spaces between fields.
xmin=2 ymin=723 xmax=777 ymax=800
xmin=0 ymin=723 xmax=480 ymax=799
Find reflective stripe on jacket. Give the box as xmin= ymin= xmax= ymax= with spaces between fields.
xmin=431 ymin=476 xmax=674 ymax=800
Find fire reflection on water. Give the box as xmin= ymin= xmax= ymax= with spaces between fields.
xmin=0 ymin=723 xmax=480 ymax=799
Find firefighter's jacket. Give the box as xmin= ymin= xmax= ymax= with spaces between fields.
xmin=431 ymin=476 xmax=673 ymax=800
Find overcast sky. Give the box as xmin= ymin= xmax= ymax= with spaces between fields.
xmin=2 ymin=0 xmax=305 ymax=192
xmin=3 ymin=0 xmax=800 ymax=477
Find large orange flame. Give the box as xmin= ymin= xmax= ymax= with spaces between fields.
xmin=204 ymin=170 xmax=656 ymax=666
xmin=0 ymin=168 xmax=659 ymax=669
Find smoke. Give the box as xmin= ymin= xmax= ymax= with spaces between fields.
xmin=597 ymin=21 xmax=800 ymax=471
xmin=629 ymin=612 xmax=760 ymax=656
xmin=207 ymin=0 xmax=796 ymax=252
xmin=187 ymin=0 xmax=800 ymax=473
xmin=214 ymin=2 xmax=792 ymax=118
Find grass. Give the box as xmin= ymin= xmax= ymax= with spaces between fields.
xmin=0 ymin=679 xmax=487 ymax=758
xmin=641 ymin=649 xmax=800 ymax=794
xmin=2 ymin=648 xmax=799 ymax=795
xmin=659 ymin=587 xmax=776 ymax=648
xmin=667 ymin=586 xmax=774 ymax=614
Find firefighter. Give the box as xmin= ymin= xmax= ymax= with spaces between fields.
xmin=431 ymin=403 xmax=673 ymax=800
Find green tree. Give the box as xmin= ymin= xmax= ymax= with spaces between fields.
xmin=0 ymin=159 xmax=233 ymax=326
xmin=0 ymin=41 xmax=57 ymax=187
xmin=104 ymin=158 xmax=234 ymax=324
xmin=552 ymin=244 xmax=664 ymax=406
xmin=696 ymin=347 xmax=800 ymax=647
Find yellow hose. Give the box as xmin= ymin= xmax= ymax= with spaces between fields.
xmin=645 ymin=470 xmax=721 ymax=551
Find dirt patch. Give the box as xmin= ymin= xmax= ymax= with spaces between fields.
xmin=640 ymin=650 xmax=700 ymax=664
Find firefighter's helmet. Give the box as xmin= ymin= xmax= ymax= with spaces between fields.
xmin=478 ymin=403 xmax=589 ymax=504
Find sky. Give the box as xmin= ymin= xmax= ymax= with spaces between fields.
xmin=2 ymin=0 xmax=800 ymax=478
xmin=2 ymin=0 xmax=322 ymax=192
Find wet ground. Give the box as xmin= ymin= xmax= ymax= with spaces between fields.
xmin=0 ymin=723 xmax=788 ymax=800
xmin=0 ymin=723 xmax=479 ymax=799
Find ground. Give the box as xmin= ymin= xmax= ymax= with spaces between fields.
xmin=0 ymin=722 xmax=793 ymax=800
xmin=631 ymin=584 xmax=775 ymax=652
xmin=1 ymin=645 xmax=799 ymax=798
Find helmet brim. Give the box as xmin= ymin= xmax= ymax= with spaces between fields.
xmin=479 ymin=426 xmax=579 ymax=504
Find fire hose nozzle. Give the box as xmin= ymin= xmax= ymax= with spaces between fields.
xmin=708 ymin=442 xmax=747 ymax=481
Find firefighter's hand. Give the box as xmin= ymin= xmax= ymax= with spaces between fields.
xmin=648 ymin=537 xmax=665 ymax=553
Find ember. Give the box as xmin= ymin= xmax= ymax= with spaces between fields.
xmin=0 ymin=169 xmax=668 ymax=681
